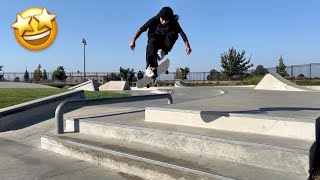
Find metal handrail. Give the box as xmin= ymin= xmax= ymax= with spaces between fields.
xmin=55 ymin=94 xmax=173 ymax=134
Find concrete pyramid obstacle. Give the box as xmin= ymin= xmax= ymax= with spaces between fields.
xmin=68 ymin=80 xmax=99 ymax=91
xmin=99 ymin=81 xmax=131 ymax=91
xmin=255 ymin=73 xmax=312 ymax=91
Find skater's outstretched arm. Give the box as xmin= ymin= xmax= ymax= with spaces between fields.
xmin=130 ymin=29 xmax=142 ymax=51
xmin=130 ymin=16 xmax=157 ymax=51
xmin=179 ymin=31 xmax=192 ymax=55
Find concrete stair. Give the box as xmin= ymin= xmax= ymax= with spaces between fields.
xmin=41 ymin=132 xmax=307 ymax=180
xmin=41 ymin=109 xmax=315 ymax=179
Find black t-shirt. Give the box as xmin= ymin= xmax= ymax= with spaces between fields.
xmin=140 ymin=15 xmax=182 ymax=38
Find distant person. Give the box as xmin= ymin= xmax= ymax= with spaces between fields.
xmin=128 ymin=72 xmax=134 ymax=87
xmin=130 ymin=6 xmax=192 ymax=78
xmin=137 ymin=71 xmax=143 ymax=80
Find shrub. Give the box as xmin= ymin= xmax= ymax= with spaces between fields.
xmin=241 ymin=75 xmax=264 ymax=85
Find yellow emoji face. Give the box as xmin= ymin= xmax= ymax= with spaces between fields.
xmin=11 ymin=8 xmax=57 ymax=51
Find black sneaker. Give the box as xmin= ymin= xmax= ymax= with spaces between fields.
xmin=152 ymin=68 xmax=158 ymax=79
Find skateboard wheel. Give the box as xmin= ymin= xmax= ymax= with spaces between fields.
xmin=146 ymin=84 xmax=150 ymax=88
xmin=166 ymin=70 xmax=169 ymax=74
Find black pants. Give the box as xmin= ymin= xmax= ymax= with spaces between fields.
xmin=146 ymin=31 xmax=178 ymax=68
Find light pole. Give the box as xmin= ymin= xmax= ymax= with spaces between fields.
xmin=82 ymin=38 xmax=87 ymax=82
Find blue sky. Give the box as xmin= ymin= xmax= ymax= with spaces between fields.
xmin=0 ymin=0 xmax=319 ymax=73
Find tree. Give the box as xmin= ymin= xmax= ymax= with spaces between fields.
xmin=14 ymin=77 xmax=20 ymax=82
xmin=298 ymin=74 xmax=305 ymax=79
xmin=276 ymin=55 xmax=289 ymax=77
xmin=52 ymin=66 xmax=67 ymax=81
xmin=33 ymin=64 xmax=42 ymax=83
xmin=43 ymin=69 xmax=48 ymax=81
xmin=0 ymin=65 xmax=3 ymax=81
xmin=253 ymin=65 xmax=268 ymax=76
xmin=24 ymin=69 xmax=30 ymax=82
xmin=175 ymin=67 xmax=190 ymax=80
xmin=220 ymin=47 xmax=253 ymax=81
xmin=106 ymin=72 xmax=121 ymax=81
xmin=219 ymin=72 xmax=229 ymax=81
xmin=119 ymin=67 xmax=134 ymax=81
xmin=207 ymin=69 xmax=220 ymax=81
xmin=119 ymin=67 xmax=128 ymax=81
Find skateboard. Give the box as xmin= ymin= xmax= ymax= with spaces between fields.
xmin=136 ymin=58 xmax=170 ymax=88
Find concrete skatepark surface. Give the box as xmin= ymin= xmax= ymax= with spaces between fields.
xmin=0 ymin=82 xmax=57 ymax=89
xmin=0 ymin=81 xmax=320 ymax=179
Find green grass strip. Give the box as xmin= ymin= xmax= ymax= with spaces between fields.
xmin=84 ymin=91 xmax=129 ymax=99
xmin=0 ymin=88 xmax=68 ymax=109
xmin=0 ymin=88 xmax=129 ymax=109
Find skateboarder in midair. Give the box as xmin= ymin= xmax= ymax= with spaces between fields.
xmin=130 ymin=6 xmax=192 ymax=78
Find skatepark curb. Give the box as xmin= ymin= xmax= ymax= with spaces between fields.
xmin=0 ymin=90 xmax=85 ymax=132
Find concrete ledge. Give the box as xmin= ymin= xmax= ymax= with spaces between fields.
xmin=145 ymin=107 xmax=316 ymax=141
xmin=0 ymin=90 xmax=85 ymax=131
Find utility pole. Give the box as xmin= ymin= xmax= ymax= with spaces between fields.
xmin=82 ymin=38 xmax=87 ymax=82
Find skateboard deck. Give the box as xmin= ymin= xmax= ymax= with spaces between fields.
xmin=136 ymin=58 xmax=170 ymax=88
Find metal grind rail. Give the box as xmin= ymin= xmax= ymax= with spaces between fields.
xmin=55 ymin=93 xmax=173 ymax=134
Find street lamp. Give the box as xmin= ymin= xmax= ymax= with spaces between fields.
xmin=82 ymin=38 xmax=87 ymax=82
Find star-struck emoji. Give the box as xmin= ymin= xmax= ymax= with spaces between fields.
xmin=11 ymin=14 xmax=33 ymax=36
xmin=11 ymin=7 xmax=58 ymax=51
xmin=34 ymin=8 xmax=56 ymax=29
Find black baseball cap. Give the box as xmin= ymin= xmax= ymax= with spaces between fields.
xmin=159 ymin=7 xmax=174 ymax=20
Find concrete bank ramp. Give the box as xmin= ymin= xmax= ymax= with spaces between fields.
xmin=99 ymin=81 xmax=130 ymax=91
xmin=255 ymin=73 xmax=313 ymax=91
xmin=174 ymin=80 xmax=189 ymax=87
xmin=68 ymin=80 xmax=99 ymax=91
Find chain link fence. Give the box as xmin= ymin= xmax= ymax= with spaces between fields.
xmin=1 ymin=63 xmax=320 ymax=84
xmin=267 ymin=63 xmax=320 ymax=79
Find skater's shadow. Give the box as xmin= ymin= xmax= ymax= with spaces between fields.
xmin=200 ymin=107 xmax=320 ymax=123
